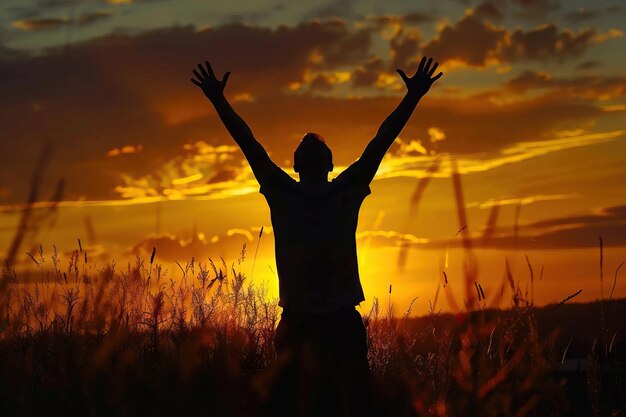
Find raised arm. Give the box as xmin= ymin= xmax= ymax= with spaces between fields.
xmin=191 ymin=61 xmax=289 ymax=187
xmin=339 ymin=57 xmax=443 ymax=185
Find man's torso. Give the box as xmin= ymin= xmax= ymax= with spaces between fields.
xmin=260 ymin=177 xmax=370 ymax=313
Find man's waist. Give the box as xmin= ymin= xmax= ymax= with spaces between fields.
xmin=280 ymin=304 xmax=357 ymax=317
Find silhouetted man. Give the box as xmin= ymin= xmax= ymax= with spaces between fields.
xmin=191 ymin=56 xmax=442 ymax=417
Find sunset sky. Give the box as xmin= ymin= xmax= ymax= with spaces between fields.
xmin=1 ymin=0 xmax=625 ymax=315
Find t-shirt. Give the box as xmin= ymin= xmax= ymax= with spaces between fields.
xmin=260 ymin=168 xmax=370 ymax=313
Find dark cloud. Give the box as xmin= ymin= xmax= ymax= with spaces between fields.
xmin=223 ymin=91 xmax=608 ymax=158
xmin=367 ymin=12 xmax=437 ymax=28
xmin=403 ymin=12 xmax=438 ymax=24
xmin=389 ymin=28 xmax=421 ymax=70
xmin=422 ymin=14 xmax=609 ymax=67
xmin=130 ymin=227 xmax=270 ymax=261
xmin=223 ymin=4 xmax=285 ymax=25
xmin=456 ymin=0 xmax=560 ymax=20
xmin=504 ymin=70 xmax=626 ymax=99
xmin=0 ymin=42 xmax=27 ymax=59
xmin=12 ymin=11 xmax=111 ymax=31
xmin=76 ymin=11 xmax=112 ymax=26
xmin=474 ymin=0 xmax=506 ymax=20
xmin=206 ymin=169 xmax=239 ymax=184
xmin=511 ymin=0 xmax=560 ymax=19
xmin=0 ymin=17 xmax=618 ymax=206
xmin=378 ymin=204 xmax=626 ymax=250
xmin=481 ymin=204 xmax=626 ymax=248
xmin=565 ymin=9 xmax=601 ymax=24
xmin=500 ymin=25 xmax=597 ymax=62
xmin=38 ymin=0 xmax=81 ymax=6
xmin=576 ymin=60 xmax=602 ymax=70
xmin=130 ymin=233 xmax=239 ymax=262
xmin=303 ymin=0 xmax=358 ymax=21
xmin=12 ymin=17 xmax=68 ymax=31
xmin=0 ymin=21 xmax=374 ymax=203
xmin=309 ymin=73 xmax=335 ymax=91
xmin=422 ymin=14 xmax=506 ymax=66
xmin=351 ymin=57 xmax=385 ymax=87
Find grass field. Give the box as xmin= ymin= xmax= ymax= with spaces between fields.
xmin=1 ymin=244 xmax=624 ymax=417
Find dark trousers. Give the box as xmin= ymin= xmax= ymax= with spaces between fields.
xmin=266 ymin=306 xmax=372 ymax=417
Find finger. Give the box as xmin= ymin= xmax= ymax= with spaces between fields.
xmin=417 ymin=56 xmax=426 ymax=74
xmin=192 ymin=69 xmax=204 ymax=81
xmin=205 ymin=61 xmax=215 ymax=77
xmin=191 ymin=78 xmax=202 ymax=87
xmin=428 ymin=62 xmax=439 ymax=77
xmin=432 ymin=71 xmax=443 ymax=82
xmin=221 ymin=71 xmax=231 ymax=84
xmin=197 ymin=63 xmax=209 ymax=78
xmin=423 ymin=57 xmax=433 ymax=74
xmin=396 ymin=69 xmax=409 ymax=83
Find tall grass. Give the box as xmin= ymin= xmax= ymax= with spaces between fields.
xmin=0 ymin=245 xmax=623 ymax=417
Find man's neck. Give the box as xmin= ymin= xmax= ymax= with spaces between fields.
xmin=298 ymin=174 xmax=329 ymax=186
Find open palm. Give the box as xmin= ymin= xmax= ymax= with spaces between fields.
xmin=191 ymin=61 xmax=230 ymax=101
xmin=397 ymin=56 xmax=443 ymax=97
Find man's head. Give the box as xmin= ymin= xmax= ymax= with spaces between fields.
xmin=293 ymin=132 xmax=333 ymax=180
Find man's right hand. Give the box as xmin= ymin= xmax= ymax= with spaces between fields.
xmin=191 ymin=61 xmax=231 ymax=102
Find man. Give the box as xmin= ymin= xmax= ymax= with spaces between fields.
xmin=191 ymin=56 xmax=442 ymax=416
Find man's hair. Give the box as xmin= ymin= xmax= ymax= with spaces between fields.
xmin=294 ymin=132 xmax=333 ymax=168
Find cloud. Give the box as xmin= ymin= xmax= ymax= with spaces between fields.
xmin=565 ymin=9 xmax=601 ymax=23
xmin=466 ymin=193 xmax=575 ymax=209
xmin=473 ymin=0 xmax=506 ymax=20
xmin=480 ymin=204 xmax=626 ymax=248
xmin=130 ymin=226 xmax=271 ymax=261
xmin=511 ymin=0 xmax=560 ymax=19
xmin=367 ymin=12 xmax=437 ymax=29
xmin=500 ymin=25 xmax=599 ymax=62
xmin=361 ymin=204 xmax=626 ymax=250
xmin=12 ymin=17 xmax=69 ymax=31
xmin=0 ymin=17 xmax=622 ymax=206
xmin=576 ymin=60 xmax=602 ymax=70
xmin=422 ymin=13 xmax=620 ymax=68
xmin=378 ymin=130 xmax=623 ymax=181
xmin=304 ymin=0 xmax=358 ymax=21
xmin=351 ymin=57 xmax=385 ymax=87
xmin=388 ymin=27 xmax=421 ymax=70
xmin=106 ymin=144 xmax=143 ymax=157
xmin=422 ymin=14 xmax=506 ymax=67
xmin=460 ymin=0 xmax=559 ymax=21
xmin=76 ymin=11 xmax=112 ymax=25
xmin=0 ymin=21 xmax=374 ymax=203
xmin=503 ymin=71 xmax=626 ymax=100
xmin=12 ymin=11 xmax=111 ymax=31
xmin=113 ymin=140 xmax=256 ymax=200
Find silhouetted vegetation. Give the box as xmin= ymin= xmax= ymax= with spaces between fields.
xmin=1 ymin=246 xmax=624 ymax=417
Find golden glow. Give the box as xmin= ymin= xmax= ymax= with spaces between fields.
xmin=602 ymin=104 xmax=626 ymax=112
xmin=171 ymin=173 xmax=204 ymax=185
xmin=106 ymin=145 xmax=143 ymax=157
xmin=2 ymin=7 xmax=626 ymax=317
xmin=232 ymin=92 xmax=255 ymax=103
xmin=427 ymin=127 xmax=446 ymax=143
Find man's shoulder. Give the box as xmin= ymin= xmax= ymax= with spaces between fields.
xmin=259 ymin=173 xmax=298 ymax=196
xmin=331 ymin=176 xmax=371 ymax=199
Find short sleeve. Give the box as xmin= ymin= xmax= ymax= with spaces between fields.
xmin=257 ymin=164 xmax=297 ymax=197
xmin=333 ymin=160 xmax=372 ymax=194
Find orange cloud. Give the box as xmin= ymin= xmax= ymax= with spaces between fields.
xmin=12 ymin=12 xmax=111 ymax=31
xmin=12 ymin=18 xmax=69 ymax=31
xmin=106 ymin=144 xmax=143 ymax=157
